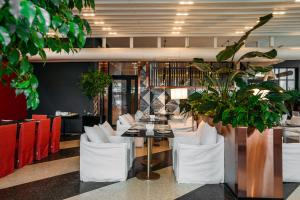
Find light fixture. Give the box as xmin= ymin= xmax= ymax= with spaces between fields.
xmin=176 ymin=12 xmax=189 ymax=16
xmin=173 ymin=27 xmax=182 ymax=30
xmin=172 ymin=31 xmax=180 ymax=34
xmin=102 ymin=27 xmax=112 ymax=31
xmin=235 ymin=31 xmax=244 ymax=34
xmin=244 ymin=26 xmax=253 ymax=29
xmin=174 ymin=21 xmax=185 ymax=24
xmin=108 ymin=32 xmax=117 ymax=35
xmin=179 ymin=1 xmax=194 ymax=5
xmin=256 ymin=20 xmax=260 ymax=23
xmin=82 ymin=13 xmax=95 ymax=17
xmin=171 ymin=88 xmax=188 ymax=100
xmin=94 ymin=21 xmax=104 ymax=25
xmin=295 ymin=0 xmax=300 ymax=2
xmin=272 ymin=11 xmax=286 ymax=15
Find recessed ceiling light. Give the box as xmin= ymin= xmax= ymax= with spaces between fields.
xmin=173 ymin=27 xmax=182 ymax=30
xmin=179 ymin=1 xmax=194 ymax=5
xmin=172 ymin=31 xmax=180 ymax=34
xmin=82 ymin=13 xmax=95 ymax=17
xmin=244 ymin=26 xmax=253 ymax=29
xmin=108 ymin=32 xmax=117 ymax=35
xmin=273 ymin=11 xmax=286 ymax=15
xmin=295 ymin=0 xmax=300 ymax=2
xmin=235 ymin=31 xmax=244 ymax=34
xmin=174 ymin=21 xmax=185 ymax=24
xmin=94 ymin=21 xmax=104 ymax=25
xmin=102 ymin=27 xmax=112 ymax=31
xmin=176 ymin=13 xmax=189 ymax=16
xmin=256 ymin=20 xmax=260 ymax=23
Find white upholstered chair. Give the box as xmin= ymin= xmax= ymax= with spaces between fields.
xmin=172 ymin=122 xmax=224 ymax=184
xmin=80 ymin=133 xmax=130 ymax=182
xmin=116 ymin=114 xmax=144 ymax=147
xmin=283 ymin=143 xmax=300 ymax=182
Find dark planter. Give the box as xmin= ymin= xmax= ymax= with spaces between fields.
xmin=224 ymin=125 xmax=283 ymax=199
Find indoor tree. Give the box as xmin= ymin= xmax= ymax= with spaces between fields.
xmin=0 ymin=0 xmax=94 ymax=109
xmin=80 ymin=70 xmax=112 ymax=117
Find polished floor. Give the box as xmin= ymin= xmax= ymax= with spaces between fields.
xmin=0 ymin=135 xmax=299 ymax=200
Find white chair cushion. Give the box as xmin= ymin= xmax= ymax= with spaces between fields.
xmin=125 ymin=114 xmax=135 ymax=124
xmin=102 ymin=121 xmax=116 ymax=136
xmin=119 ymin=115 xmax=131 ymax=126
xmin=199 ymin=122 xmax=217 ymax=145
xmin=84 ymin=126 xmax=108 ymax=143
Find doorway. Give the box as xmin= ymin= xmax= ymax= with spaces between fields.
xmin=108 ymin=75 xmax=138 ymax=126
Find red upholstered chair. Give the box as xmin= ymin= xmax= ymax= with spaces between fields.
xmin=32 ymin=114 xmax=48 ymax=120
xmin=50 ymin=116 xmax=61 ymax=154
xmin=17 ymin=121 xmax=36 ymax=168
xmin=35 ymin=119 xmax=51 ymax=160
xmin=0 ymin=124 xmax=17 ymax=178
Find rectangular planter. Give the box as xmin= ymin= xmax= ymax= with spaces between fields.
xmin=224 ymin=126 xmax=283 ymax=199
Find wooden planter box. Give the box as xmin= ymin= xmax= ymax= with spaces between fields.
xmin=224 ymin=126 xmax=283 ymax=199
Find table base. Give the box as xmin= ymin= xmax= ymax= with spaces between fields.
xmin=140 ymin=158 xmax=160 ymax=167
xmin=136 ymin=171 xmax=160 ymax=181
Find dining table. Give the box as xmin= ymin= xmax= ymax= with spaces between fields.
xmin=121 ymin=123 xmax=174 ymax=181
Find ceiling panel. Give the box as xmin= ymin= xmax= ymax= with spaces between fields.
xmin=78 ymin=0 xmax=300 ymax=37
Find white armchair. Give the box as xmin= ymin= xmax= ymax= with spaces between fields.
xmin=117 ymin=116 xmax=144 ymax=148
xmin=80 ymin=134 xmax=129 ymax=182
xmin=169 ymin=116 xmax=197 ymax=132
xmin=283 ymin=143 xmax=300 ymax=182
xmin=173 ymin=134 xmax=224 ymax=184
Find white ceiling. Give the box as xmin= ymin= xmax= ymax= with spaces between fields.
xmin=80 ymin=0 xmax=300 ymax=37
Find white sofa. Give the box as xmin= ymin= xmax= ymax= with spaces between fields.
xmin=173 ymin=132 xmax=224 ymax=184
xmin=80 ymin=133 xmax=130 ymax=182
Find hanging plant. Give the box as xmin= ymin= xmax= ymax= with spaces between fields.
xmin=0 ymin=0 xmax=95 ymax=109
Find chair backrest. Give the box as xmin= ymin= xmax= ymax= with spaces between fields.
xmin=17 ymin=121 xmax=36 ymax=168
xmin=32 ymin=114 xmax=48 ymax=120
xmin=50 ymin=116 xmax=61 ymax=154
xmin=36 ymin=119 xmax=51 ymax=160
xmin=0 ymin=124 xmax=17 ymax=178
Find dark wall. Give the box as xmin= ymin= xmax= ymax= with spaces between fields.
xmin=30 ymin=62 xmax=96 ymax=133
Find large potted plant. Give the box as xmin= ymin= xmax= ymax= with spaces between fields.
xmin=0 ymin=0 xmax=94 ymax=109
xmin=188 ymin=13 xmax=290 ymax=199
xmin=80 ymin=70 xmax=111 ymax=122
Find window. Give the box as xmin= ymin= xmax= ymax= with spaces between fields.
xmin=273 ymin=67 xmax=298 ymax=90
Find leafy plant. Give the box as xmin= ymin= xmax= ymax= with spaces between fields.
xmin=0 ymin=0 xmax=94 ymax=109
xmin=188 ymin=13 xmax=289 ymax=132
xmin=80 ymin=70 xmax=112 ymax=116
xmin=284 ymin=90 xmax=300 ymax=115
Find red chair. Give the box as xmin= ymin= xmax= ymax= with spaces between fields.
xmin=0 ymin=124 xmax=17 ymax=178
xmin=32 ymin=114 xmax=48 ymax=120
xmin=35 ymin=119 xmax=51 ymax=160
xmin=17 ymin=121 xmax=36 ymax=168
xmin=50 ymin=116 xmax=61 ymax=154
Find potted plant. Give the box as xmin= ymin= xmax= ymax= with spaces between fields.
xmin=80 ymin=70 xmax=112 ymax=122
xmin=187 ymin=13 xmax=289 ymax=199
xmin=285 ymin=89 xmax=300 ymax=115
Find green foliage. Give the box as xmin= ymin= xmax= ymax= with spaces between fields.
xmin=284 ymin=90 xmax=300 ymax=114
xmin=80 ymin=70 xmax=112 ymax=99
xmin=188 ymin=13 xmax=288 ymax=132
xmin=0 ymin=0 xmax=94 ymax=109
